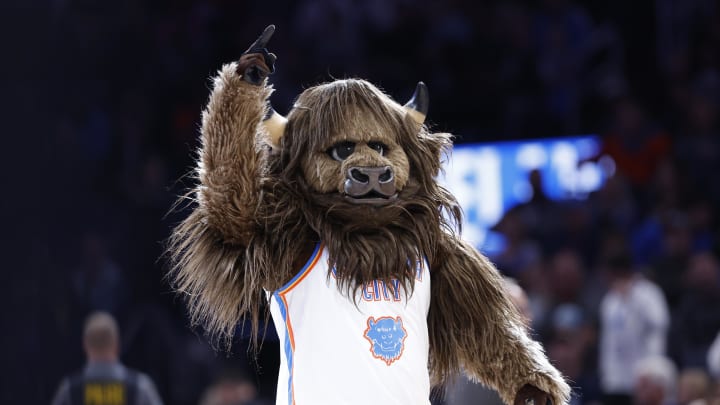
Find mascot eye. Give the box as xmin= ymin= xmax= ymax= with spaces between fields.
xmin=328 ymin=142 xmax=355 ymax=161
xmin=368 ymin=142 xmax=387 ymax=156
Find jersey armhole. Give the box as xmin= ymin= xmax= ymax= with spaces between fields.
xmin=274 ymin=242 xmax=324 ymax=294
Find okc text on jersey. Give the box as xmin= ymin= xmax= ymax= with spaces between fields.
xmin=330 ymin=259 xmax=425 ymax=302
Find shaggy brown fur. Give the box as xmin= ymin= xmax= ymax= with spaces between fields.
xmin=168 ymin=62 xmax=571 ymax=405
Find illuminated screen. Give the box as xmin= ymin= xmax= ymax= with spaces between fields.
xmin=439 ymin=135 xmax=610 ymax=254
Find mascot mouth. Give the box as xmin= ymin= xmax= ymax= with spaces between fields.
xmin=344 ymin=191 xmax=398 ymax=205
xmin=378 ymin=341 xmax=400 ymax=351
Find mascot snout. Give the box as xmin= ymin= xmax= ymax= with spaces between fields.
xmin=344 ymin=166 xmax=397 ymax=204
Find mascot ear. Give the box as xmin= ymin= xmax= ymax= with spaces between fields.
xmin=368 ymin=318 xmax=377 ymax=328
xmin=403 ymin=81 xmax=429 ymax=125
xmin=262 ymin=104 xmax=287 ymax=148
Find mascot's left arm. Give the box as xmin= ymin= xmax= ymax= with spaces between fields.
xmin=429 ymin=234 xmax=572 ymax=405
xmin=168 ymin=26 xmax=278 ymax=340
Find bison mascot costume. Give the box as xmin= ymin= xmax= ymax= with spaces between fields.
xmin=168 ymin=25 xmax=570 ymax=405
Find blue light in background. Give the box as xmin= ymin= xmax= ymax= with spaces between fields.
xmin=439 ymin=135 xmax=610 ymax=254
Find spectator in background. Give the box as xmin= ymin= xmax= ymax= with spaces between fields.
xmin=669 ymin=251 xmax=720 ymax=369
xmin=590 ymin=174 xmax=637 ymax=234
xmin=513 ymin=169 xmax=569 ymax=252
xmin=599 ymin=247 xmax=670 ymax=405
xmin=674 ymin=93 xmax=720 ymax=202
xmin=491 ymin=205 xmax=543 ymax=279
xmin=198 ymin=369 xmax=269 ymax=405
xmin=530 ymin=248 xmax=589 ymax=336
xmin=633 ymin=356 xmax=678 ymax=405
xmin=51 ymin=312 xmax=163 ymax=405
xmin=548 ymin=249 xmax=588 ymax=308
xmin=505 ymin=277 xmax=533 ymax=326
xmin=71 ymin=233 xmax=129 ymax=319
xmin=686 ymin=199 xmax=717 ymax=254
xmin=709 ymin=332 xmax=720 ymax=379
xmin=648 ymin=212 xmax=693 ymax=309
xmin=599 ymin=97 xmax=672 ymax=196
xmin=546 ymin=304 xmax=601 ymax=405
xmin=677 ymin=369 xmax=711 ymax=405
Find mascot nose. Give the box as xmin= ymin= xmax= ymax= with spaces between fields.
xmin=345 ymin=166 xmax=396 ymax=199
xmin=349 ymin=167 xmax=394 ymax=184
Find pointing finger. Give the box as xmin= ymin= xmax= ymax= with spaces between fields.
xmin=245 ymin=24 xmax=275 ymax=53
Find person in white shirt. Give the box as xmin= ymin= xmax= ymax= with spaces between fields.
xmin=599 ymin=249 xmax=670 ymax=405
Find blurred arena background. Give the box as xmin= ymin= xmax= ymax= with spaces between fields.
xmin=4 ymin=0 xmax=720 ymax=404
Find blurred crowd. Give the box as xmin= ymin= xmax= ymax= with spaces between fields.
xmin=6 ymin=0 xmax=720 ymax=404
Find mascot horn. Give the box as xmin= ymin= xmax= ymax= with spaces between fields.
xmin=168 ymin=25 xmax=571 ymax=405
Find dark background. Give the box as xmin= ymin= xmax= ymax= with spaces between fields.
xmin=3 ymin=0 xmax=720 ymax=404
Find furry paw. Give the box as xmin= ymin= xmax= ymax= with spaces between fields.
xmin=514 ymin=384 xmax=552 ymax=405
xmin=238 ymin=25 xmax=277 ymax=85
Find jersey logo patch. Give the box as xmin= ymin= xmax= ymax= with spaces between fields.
xmin=364 ymin=316 xmax=407 ymax=365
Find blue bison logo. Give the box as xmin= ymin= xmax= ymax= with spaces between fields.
xmin=364 ymin=316 xmax=407 ymax=365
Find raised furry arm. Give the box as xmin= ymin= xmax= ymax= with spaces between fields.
xmin=166 ymin=62 xmax=273 ymax=345
xmin=428 ymin=236 xmax=571 ymax=405
xmin=196 ymin=62 xmax=273 ymax=245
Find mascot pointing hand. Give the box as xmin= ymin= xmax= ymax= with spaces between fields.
xmin=168 ymin=25 xmax=571 ymax=405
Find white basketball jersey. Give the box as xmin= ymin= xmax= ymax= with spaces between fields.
xmin=268 ymin=242 xmax=432 ymax=405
